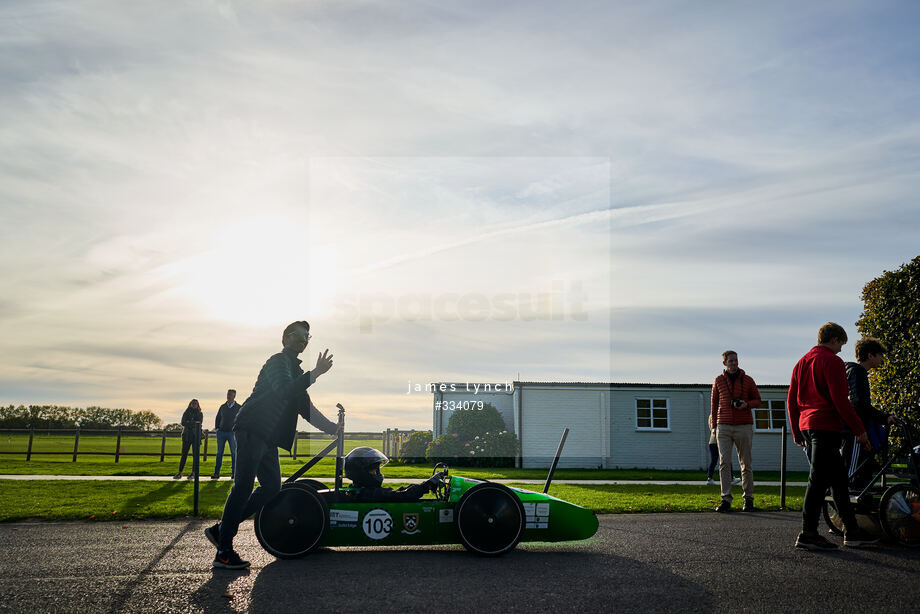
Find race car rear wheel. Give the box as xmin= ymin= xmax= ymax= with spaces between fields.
xmin=455 ymin=483 xmax=525 ymax=556
xmin=295 ymin=478 xmax=330 ymax=491
xmin=255 ymin=482 xmax=329 ymax=558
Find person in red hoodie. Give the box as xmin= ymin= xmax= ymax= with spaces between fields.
xmin=787 ymin=322 xmax=876 ymax=550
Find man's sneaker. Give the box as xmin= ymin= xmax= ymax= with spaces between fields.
xmin=173 ymin=473 xmax=181 ymax=479
xmin=795 ymin=532 xmax=838 ymax=550
xmin=731 ymin=477 xmax=741 ymax=485
xmin=186 ymin=474 xmax=195 ymax=480
xmin=210 ymin=474 xmax=219 ymax=480
xmin=706 ymin=478 xmax=715 ymax=485
xmin=213 ymin=550 xmax=250 ymax=570
xmin=844 ymin=529 xmax=879 ymax=547
xmin=742 ymin=499 xmax=757 ymax=512
xmin=716 ymin=500 xmax=732 ymax=513
xmin=204 ymin=523 xmax=220 ymax=549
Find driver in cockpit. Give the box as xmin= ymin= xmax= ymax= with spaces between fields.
xmin=340 ymin=447 xmax=445 ymax=501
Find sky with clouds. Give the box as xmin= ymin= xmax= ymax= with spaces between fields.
xmin=1 ymin=1 xmax=918 ymax=430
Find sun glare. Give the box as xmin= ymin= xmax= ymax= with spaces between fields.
xmin=169 ymin=217 xmax=340 ymax=326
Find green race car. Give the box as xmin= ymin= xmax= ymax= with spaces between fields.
xmin=255 ymin=470 xmax=599 ymax=558
xmin=254 ymin=411 xmax=597 ymax=558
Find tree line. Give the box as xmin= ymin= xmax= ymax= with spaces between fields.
xmin=0 ymin=404 xmax=162 ymax=430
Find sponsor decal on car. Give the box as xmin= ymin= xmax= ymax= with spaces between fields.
xmin=330 ymin=509 xmax=359 ymax=529
xmin=401 ymin=513 xmax=421 ymax=535
xmin=523 ymin=502 xmax=550 ymax=529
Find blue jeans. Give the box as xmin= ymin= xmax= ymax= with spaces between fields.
xmin=217 ymin=430 xmax=281 ymax=552
xmin=213 ymin=430 xmax=236 ymax=476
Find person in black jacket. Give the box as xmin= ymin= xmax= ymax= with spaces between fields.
xmin=843 ymin=337 xmax=896 ymax=488
xmin=207 ymin=321 xmax=338 ymax=570
xmin=211 ymin=389 xmax=239 ymax=480
xmin=337 ymin=447 xmax=444 ymax=502
xmin=174 ymin=399 xmax=203 ymax=480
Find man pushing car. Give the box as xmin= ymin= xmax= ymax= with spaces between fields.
xmin=205 ymin=320 xmax=340 ymax=569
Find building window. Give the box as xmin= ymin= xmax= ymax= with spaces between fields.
xmin=636 ymin=398 xmax=670 ymax=430
xmin=754 ymin=400 xmax=787 ymax=432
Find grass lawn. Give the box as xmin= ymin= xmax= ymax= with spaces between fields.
xmin=0 ymin=479 xmax=806 ymax=521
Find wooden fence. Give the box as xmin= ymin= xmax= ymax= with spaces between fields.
xmin=0 ymin=427 xmax=417 ymax=462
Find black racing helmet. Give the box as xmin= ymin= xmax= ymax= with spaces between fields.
xmin=344 ymin=447 xmax=389 ymax=488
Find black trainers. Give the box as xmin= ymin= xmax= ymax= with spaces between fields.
xmin=213 ymin=549 xmax=250 ymax=570
xmin=844 ymin=529 xmax=879 ymax=547
xmin=742 ymin=499 xmax=757 ymax=512
xmin=795 ymin=532 xmax=837 ymax=550
xmin=716 ymin=500 xmax=732 ymax=513
xmin=204 ymin=523 xmax=220 ymax=549
xmin=210 ymin=474 xmax=219 ymax=480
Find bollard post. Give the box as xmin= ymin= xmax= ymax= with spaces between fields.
xmin=780 ymin=423 xmax=787 ymax=510
xmin=72 ymin=427 xmax=80 ymax=462
xmin=115 ymin=428 xmax=122 ymax=463
xmin=26 ymin=429 xmax=34 ymax=461
xmin=203 ymin=430 xmax=209 ymax=462
xmin=193 ymin=425 xmax=200 ymax=516
xmin=160 ymin=430 xmax=166 ymax=462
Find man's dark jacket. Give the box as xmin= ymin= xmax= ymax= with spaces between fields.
xmin=233 ymin=349 xmax=337 ymax=450
xmin=215 ymin=401 xmax=240 ymax=432
xmin=844 ymin=362 xmax=889 ymax=427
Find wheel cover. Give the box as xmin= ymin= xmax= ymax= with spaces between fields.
xmin=880 ymin=485 xmax=920 ymax=547
xmin=256 ymin=484 xmax=327 ymax=557
xmin=823 ymin=500 xmax=845 ymax=535
xmin=457 ymin=485 xmax=524 ymax=555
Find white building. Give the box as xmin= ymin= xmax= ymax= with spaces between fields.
xmin=431 ymin=381 xmax=807 ymax=472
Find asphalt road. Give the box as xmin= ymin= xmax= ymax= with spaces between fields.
xmin=1 ymin=513 xmax=918 ymax=613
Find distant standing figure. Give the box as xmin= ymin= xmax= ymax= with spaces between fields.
xmin=711 ymin=350 xmax=761 ymax=512
xmin=212 ymin=389 xmax=240 ymax=480
xmin=174 ymin=399 xmax=203 ymax=480
xmin=706 ymin=414 xmax=740 ymax=486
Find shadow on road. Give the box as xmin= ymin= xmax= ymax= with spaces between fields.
xmin=241 ymin=547 xmax=714 ymax=612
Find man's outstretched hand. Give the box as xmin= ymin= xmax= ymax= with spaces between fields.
xmin=314 ymin=349 xmax=334 ymax=377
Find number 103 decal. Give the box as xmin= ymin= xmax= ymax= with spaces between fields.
xmin=362 ymin=509 xmax=393 ymax=540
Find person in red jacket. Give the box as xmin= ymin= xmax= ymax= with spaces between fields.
xmin=787 ymin=322 xmax=876 ymax=550
xmin=711 ymin=350 xmax=761 ymax=513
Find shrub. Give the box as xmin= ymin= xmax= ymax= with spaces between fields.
xmin=856 ymin=255 xmax=920 ymax=430
xmin=397 ymin=430 xmax=432 ymax=464
xmin=443 ymin=404 xmax=507 ymax=442
xmin=425 ymin=404 xmax=519 ymax=467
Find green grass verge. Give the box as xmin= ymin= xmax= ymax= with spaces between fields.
xmin=0 ymin=479 xmax=805 ymax=521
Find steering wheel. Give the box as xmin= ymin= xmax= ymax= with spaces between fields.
xmin=431 ymin=463 xmax=450 ymax=501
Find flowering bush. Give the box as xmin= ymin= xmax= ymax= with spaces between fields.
xmin=397 ymin=430 xmax=433 ymax=464
xmin=444 ymin=403 xmax=507 ymax=442
xmin=425 ymin=429 xmax=519 ymax=466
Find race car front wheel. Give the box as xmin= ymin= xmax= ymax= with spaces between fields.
xmin=255 ymin=482 xmax=329 ymax=558
xmin=455 ymin=483 xmax=525 ymax=556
